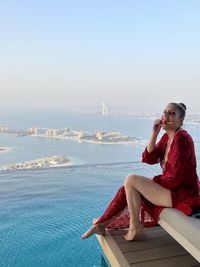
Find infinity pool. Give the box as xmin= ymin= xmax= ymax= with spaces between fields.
xmin=0 ymin=162 xmax=160 ymax=267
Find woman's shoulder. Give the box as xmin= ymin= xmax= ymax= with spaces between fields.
xmin=174 ymin=129 xmax=194 ymax=144
xmin=176 ymin=129 xmax=191 ymax=138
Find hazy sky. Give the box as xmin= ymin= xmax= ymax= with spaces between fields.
xmin=1 ymin=1 xmax=200 ymax=112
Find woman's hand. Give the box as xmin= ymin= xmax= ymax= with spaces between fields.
xmin=153 ymin=119 xmax=162 ymax=136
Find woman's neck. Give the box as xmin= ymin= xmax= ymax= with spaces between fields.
xmin=166 ymin=127 xmax=181 ymax=141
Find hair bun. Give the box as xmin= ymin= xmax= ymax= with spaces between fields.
xmin=179 ymin=103 xmax=186 ymax=111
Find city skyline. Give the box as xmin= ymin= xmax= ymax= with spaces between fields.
xmin=1 ymin=1 xmax=200 ymax=113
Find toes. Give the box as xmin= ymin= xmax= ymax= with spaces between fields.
xmin=80 ymin=225 xmax=106 ymax=240
xmin=80 ymin=228 xmax=94 ymax=240
xmin=123 ymin=234 xmax=130 ymax=241
xmin=124 ymin=226 xmax=144 ymax=241
xmin=80 ymin=232 xmax=89 ymax=239
xmin=124 ymin=233 xmax=135 ymax=241
xmin=80 ymin=225 xmax=100 ymax=240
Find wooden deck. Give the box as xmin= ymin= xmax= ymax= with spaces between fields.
xmin=96 ymin=226 xmax=200 ymax=267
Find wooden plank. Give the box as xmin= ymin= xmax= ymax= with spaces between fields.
xmin=118 ymin=235 xmax=177 ymax=253
xmin=109 ymin=226 xmax=162 ymax=236
xmin=130 ymin=254 xmax=200 ymax=267
xmin=112 ymin=227 xmax=167 ymax=244
xmin=125 ymin=245 xmax=187 ymax=263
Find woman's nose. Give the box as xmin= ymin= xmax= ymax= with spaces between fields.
xmin=162 ymin=114 xmax=168 ymax=120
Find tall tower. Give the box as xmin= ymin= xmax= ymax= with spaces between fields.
xmin=102 ymin=102 xmax=108 ymax=116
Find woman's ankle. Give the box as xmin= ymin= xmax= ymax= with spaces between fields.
xmin=94 ymin=220 xmax=109 ymax=227
xmin=129 ymin=221 xmax=143 ymax=230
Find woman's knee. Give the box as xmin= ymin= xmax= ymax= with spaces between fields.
xmin=124 ymin=174 xmax=138 ymax=188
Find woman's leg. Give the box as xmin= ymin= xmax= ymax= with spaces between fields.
xmin=124 ymin=183 xmax=143 ymax=240
xmin=124 ymin=174 xmax=172 ymax=240
xmin=80 ymin=186 xmax=127 ymax=239
xmin=95 ymin=186 xmax=127 ymax=224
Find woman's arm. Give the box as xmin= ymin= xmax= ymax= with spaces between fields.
xmin=142 ymin=136 xmax=165 ymax=164
xmin=142 ymin=119 xmax=165 ymax=165
xmin=147 ymin=119 xmax=162 ymax=153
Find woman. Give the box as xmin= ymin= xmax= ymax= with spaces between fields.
xmin=81 ymin=102 xmax=200 ymax=241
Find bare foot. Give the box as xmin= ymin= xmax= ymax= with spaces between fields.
xmin=124 ymin=223 xmax=144 ymax=241
xmin=80 ymin=224 xmax=105 ymax=240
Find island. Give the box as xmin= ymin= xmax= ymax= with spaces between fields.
xmin=0 ymin=125 xmax=142 ymax=145
xmin=29 ymin=127 xmax=141 ymax=145
xmin=0 ymin=155 xmax=71 ymax=171
xmin=0 ymin=147 xmax=11 ymax=153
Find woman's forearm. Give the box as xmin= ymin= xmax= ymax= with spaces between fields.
xmin=147 ymin=119 xmax=161 ymax=153
xmin=147 ymin=133 xmax=159 ymax=153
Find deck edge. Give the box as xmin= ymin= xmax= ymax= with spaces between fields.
xmin=96 ymin=231 xmax=131 ymax=267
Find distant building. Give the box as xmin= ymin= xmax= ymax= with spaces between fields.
xmin=0 ymin=126 xmax=9 ymax=132
xmin=102 ymin=102 xmax=108 ymax=116
xmin=46 ymin=129 xmax=56 ymax=136
xmin=27 ymin=125 xmax=39 ymax=134
xmin=96 ymin=131 xmax=107 ymax=140
xmin=46 ymin=128 xmax=64 ymax=136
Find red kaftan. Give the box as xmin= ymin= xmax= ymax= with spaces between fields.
xmin=95 ymin=130 xmax=200 ymax=229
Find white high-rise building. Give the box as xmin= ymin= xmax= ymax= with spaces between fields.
xmin=102 ymin=102 xmax=108 ymax=116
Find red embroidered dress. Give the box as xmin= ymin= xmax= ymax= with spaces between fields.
xmin=95 ymin=130 xmax=200 ymax=229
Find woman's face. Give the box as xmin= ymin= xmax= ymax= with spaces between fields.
xmin=161 ymin=104 xmax=183 ymax=130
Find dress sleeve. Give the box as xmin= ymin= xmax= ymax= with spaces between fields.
xmin=142 ymin=134 xmax=166 ymax=165
xmin=159 ymin=133 xmax=195 ymax=190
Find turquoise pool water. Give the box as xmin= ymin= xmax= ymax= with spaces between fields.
xmin=0 ymin=162 xmax=174 ymax=266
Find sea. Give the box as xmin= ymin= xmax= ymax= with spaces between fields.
xmin=0 ymin=108 xmax=200 ymax=267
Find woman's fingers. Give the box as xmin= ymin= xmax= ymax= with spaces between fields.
xmin=154 ymin=119 xmax=162 ymax=126
xmin=153 ymin=119 xmax=162 ymax=133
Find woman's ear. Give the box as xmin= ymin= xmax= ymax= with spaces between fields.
xmin=180 ymin=119 xmax=184 ymax=126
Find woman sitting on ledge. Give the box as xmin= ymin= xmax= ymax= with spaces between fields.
xmin=81 ymin=102 xmax=200 ymax=241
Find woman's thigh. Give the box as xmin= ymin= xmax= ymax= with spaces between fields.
xmin=125 ymin=174 xmax=172 ymax=207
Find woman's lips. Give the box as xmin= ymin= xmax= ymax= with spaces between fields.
xmin=161 ymin=119 xmax=174 ymax=124
xmin=162 ymin=118 xmax=167 ymax=124
xmin=162 ymin=121 xmax=174 ymax=125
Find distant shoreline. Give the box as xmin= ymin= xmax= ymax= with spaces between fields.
xmin=0 ymin=147 xmax=12 ymax=153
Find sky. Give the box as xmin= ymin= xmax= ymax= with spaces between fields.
xmin=0 ymin=0 xmax=200 ymax=113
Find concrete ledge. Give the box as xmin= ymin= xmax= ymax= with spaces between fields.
xmin=159 ymin=208 xmax=200 ymax=262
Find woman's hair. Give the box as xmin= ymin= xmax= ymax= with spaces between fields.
xmin=170 ymin=102 xmax=186 ymax=119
